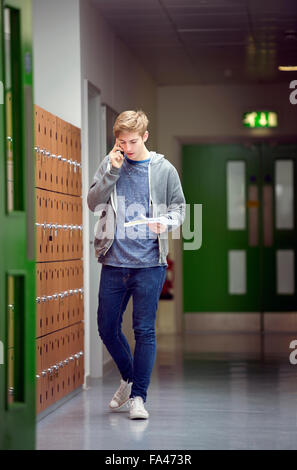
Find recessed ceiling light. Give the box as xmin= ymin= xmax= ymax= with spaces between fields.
xmin=278 ymin=65 xmax=297 ymax=71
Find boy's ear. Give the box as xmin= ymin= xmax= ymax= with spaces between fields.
xmin=143 ymin=131 xmax=149 ymax=143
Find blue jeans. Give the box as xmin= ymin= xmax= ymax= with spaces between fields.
xmin=97 ymin=265 xmax=167 ymax=402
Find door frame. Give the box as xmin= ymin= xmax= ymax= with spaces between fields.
xmin=82 ymin=79 xmax=105 ymax=381
xmin=0 ymin=0 xmax=35 ymax=450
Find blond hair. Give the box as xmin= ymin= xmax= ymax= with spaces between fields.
xmin=113 ymin=110 xmax=149 ymax=137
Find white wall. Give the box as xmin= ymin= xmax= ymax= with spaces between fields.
xmin=80 ymin=0 xmax=157 ymax=146
xmin=32 ymin=0 xmax=81 ymax=126
xmin=157 ymin=83 xmax=297 ymax=332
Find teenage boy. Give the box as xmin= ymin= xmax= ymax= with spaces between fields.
xmin=87 ymin=110 xmax=185 ymax=419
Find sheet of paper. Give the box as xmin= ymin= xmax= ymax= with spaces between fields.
xmin=124 ymin=214 xmax=178 ymax=227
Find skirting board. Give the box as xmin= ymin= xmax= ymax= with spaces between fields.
xmin=184 ymin=313 xmax=297 ymax=333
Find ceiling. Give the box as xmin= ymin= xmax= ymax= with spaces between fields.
xmin=91 ymin=0 xmax=297 ymax=86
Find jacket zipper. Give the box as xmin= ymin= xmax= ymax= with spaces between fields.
xmin=103 ymin=170 xmax=117 ymax=256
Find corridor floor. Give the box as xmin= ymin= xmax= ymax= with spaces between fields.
xmin=37 ymin=333 xmax=297 ymax=450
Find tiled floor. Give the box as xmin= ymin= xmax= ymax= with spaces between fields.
xmin=37 ymin=333 xmax=297 ymax=450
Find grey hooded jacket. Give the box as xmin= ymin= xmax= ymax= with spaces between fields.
xmin=87 ymin=151 xmax=186 ymax=265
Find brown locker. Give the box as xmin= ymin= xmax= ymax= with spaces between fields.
xmin=36 ymin=191 xmax=46 ymax=262
xmin=40 ymin=109 xmax=47 ymax=189
xmin=49 ymin=113 xmax=57 ymax=192
xmin=64 ymin=264 xmax=70 ymax=328
xmin=41 ymin=336 xmax=50 ymax=410
xmin=63 ymin=328 xmax=69 ymax=395
xmin=78 ymin=322 xmax=84 ymax=387
xmin=65 ymin=197 xmax=70 ymax=259
xmin=55 ymin=194 xmax=62 ymax=261
xmin=74 ymin=262 xmax=79 ymax=324
xmin=52 ymin=263 xmax=59 ymax=330
xmin=47 ymin=195 xmax=54 ymax=260
xmin=58 ymin=331 xmax=66 ymax=399
xmin=53 ymin=332 xmax=62 ymax=402
xmin=77 ymin=129 xmax=82 ymax=195
xmin=71 ymin=197 xmax=76 ymax=225
xmin=43 ymin=264 xmax=51 ymax=336
xmin=44 ymin=111 xmax=52 ymax=191
xmin=38 ymin=107 xmax=45 ymax=188
xmin=53 ymin=116 xmax=59 ymax=192
xmin=69 ymin=125 xmax=73 ymax=195
xmin=65 ymin=123 xmax=71 ymax=195
xmin=35 ymin=106 xmax=42 ymax=188
xmin=47 ymin=264 xmax=56 ymax=334
xmin=48 ymin=333 xmax=55 ymax=406
xmin=79 ymin=262 xmax=84 ymax=322
xmin=68 ymin=262 xmax=74 ymax=326
xmin=60 ymin=262 xmax=67 ymax=329
xmin=61 ymin=196 xmax=66 ymax=261
xmin=56 ymin=262 xmax=62 ymax=330
xmin=41 ymin=191 xmax=48 ymax=262
xmin=70 ymin=326 xmax=77 ymax=391
xmin=36 ymin=264 xmax=42 ymax=338
xmin=53 ymin=196 xmax=59 ymax=260
xmin=56 ymin=117 xmax=63 ymax=194
xmin=36 ymin=338 xmax=43 ymax=414
xmin=36 ymin=189 xmax=42 ymax=224
xmin=60 ymin=119 xmax=67 ymax=194
xmin=78 ymin=197 xmax=83 ymax=226
xmin=71 ymin=126 xmax=77 ymax=196
xmin=77 ymin=224 xmax=81 ymax=260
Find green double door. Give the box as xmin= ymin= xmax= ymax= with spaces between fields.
xmin=183 ymin=143 xmax=297 ymax=314
xmin=0 ymin=0 xmax=35 ymax=450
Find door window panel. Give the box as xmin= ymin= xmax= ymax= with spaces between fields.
xmin=228 ymin=250 xmax=247 ymax=294
xmin=227 ymin=161 xmax=246 ymax=229
xmin=275 ymin=160 xmax=294 ymax=229
xmin=276 ymin=250 xmax=295 ymax=294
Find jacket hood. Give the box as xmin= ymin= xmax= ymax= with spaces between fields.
xmin=149 ymin=151 xmax=165 ymax=165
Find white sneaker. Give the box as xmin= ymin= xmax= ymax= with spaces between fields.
xmin=109 ymin=379 xmax=132 ymax=411
xmin=129 ymin=396 xmax=149 ymax=420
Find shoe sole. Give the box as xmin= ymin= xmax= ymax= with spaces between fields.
xmin=129 ymin=412 xmax=149 ymax=420
xmin=109 ymin=399 xmax=130 ymax=412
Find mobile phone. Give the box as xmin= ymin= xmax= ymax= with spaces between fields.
xmin=116 ymin=139 xmax=124 ymax=156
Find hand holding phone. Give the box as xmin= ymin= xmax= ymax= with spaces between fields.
xmin=109 ymin=139 xmax=125 ymax=169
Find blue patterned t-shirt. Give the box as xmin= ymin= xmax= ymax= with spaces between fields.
xmin=102 ymin=154 xmax=161 ymax=268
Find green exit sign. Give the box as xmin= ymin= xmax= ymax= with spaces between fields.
xmin=243 ymin=111 xmax=278 ymax=128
